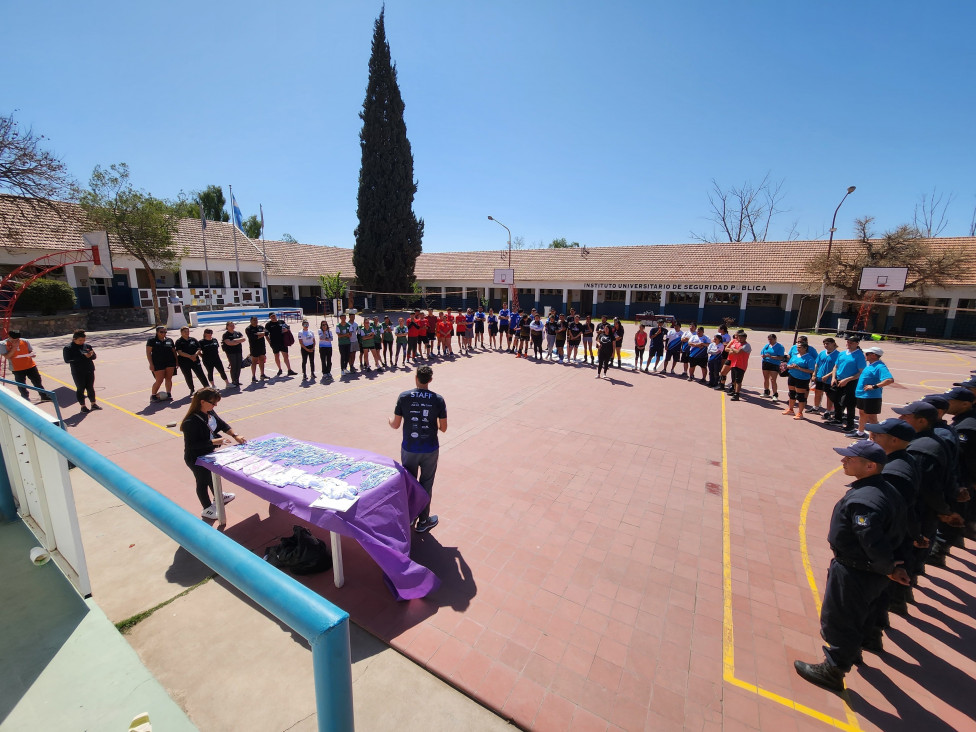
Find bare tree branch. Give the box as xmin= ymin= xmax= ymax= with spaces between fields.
xmin=913 ymin=187 xmax=954 ymax=237
xmin=691 ymin=173 xmax=789 ymax=243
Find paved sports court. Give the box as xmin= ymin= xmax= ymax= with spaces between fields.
xmin=21 ymin=324 xmax=976 ymax=731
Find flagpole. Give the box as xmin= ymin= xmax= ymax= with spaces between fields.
xmin=260 ymin=203 xmax=268 ymax=307
xmin=199 ymin=201 xmax=213 ymax=311
xmin=229 ymin=184 xmax=242 ymax=306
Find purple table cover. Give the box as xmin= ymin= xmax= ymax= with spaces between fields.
xmin=198 ymin=433 xmax=440 ymax=600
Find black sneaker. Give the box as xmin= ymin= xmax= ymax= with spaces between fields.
xmin=261 ymin=374 xmax=270 ymax=380
xmin=414 ymin=515 xmax=439 ymax=533
xmin=80 ymin=405 xmax=90 ymax=413
xmin=793 ymin=660 xmax=845 ymax=693
xmin=276 ymin=369 xmax=283 ymax=377
xmin=730 ymin=394 xmax=740 ymax=401
xmin=287 ymin=370 xmax=298 ymax=376
xmin=90 ymin=403 xmax=102 ymax=411
xmin=150 ymin=394 xmax=161 ymax=402
xmin=763 ymin=389 xmax=771 ymax=397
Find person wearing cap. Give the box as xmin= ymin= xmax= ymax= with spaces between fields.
xmin=827 ymin=336 xmax=866 ymax=433
xmin=952 ymin=375 xmax=976 ymax=400
xmin=812 ymin=338 xmax=839 ymax=417
xmin=781 ymin=340 xmax=816 ymax=420
xmin=894 ymin=401 xmax=965 ymax=573
xmin=945 ymin=386 xmax=976 ymax=548
xmin=847 ymin=347 xmax=894 ymax=438
xmin=865 ymin=418 xmax=919 ymax=620
xmin=794 ymin=440 xmax=908 ymax=692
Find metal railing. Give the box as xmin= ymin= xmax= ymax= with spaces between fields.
xmin=0 ymin=389 xmax=354 ymax=731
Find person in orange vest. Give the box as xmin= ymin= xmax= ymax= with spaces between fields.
xmin=3 ymin=330 xmax=51 ymax=401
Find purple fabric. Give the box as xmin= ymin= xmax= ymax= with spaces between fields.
xmin=198 ymin=433 xmax=440 ymax=600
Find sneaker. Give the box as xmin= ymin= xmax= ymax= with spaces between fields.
xmin=805 ymin=405 xmax=817 ymax=413
xmin=276 ymin=369 xmax=283 ymax=376
xmin=252 ymin=377 xmax=259 ymax=383
xmin=763 ymin=389 xmax=771 ymax=397
xmin=772 ymin=394 xmax=779 ymax=403
xmin=221 ymin=492 xmax=236 ymax=504
xmin=201 ymin=504 xmax=218 ymax=520
xmin=150 ymin=394 xmax=161 ymax=402
xmin=261 ymin=374 xmax=270 ymax=380
xmin=844 ymin=430 xmax=865 ymax=438
xmin=80 ymin=405 xmax=90 ymax=413
xmin=224 ymin=380 xmax=230 ymax=388
xmin=414 ymin=515 xmax=439 ymax=533
xmin=310 ymin=373 xmax=316 ymax=379
xmin=730 ymin=394 xmax=740 ymax=401
xmin=287 ymin=370 xmax=298 ymax=376
xmin=90 ymin=403 xmax=102 ymax=411
xmin=794 ymin=660 xmax=845 ymax=693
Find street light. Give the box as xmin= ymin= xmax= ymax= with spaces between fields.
xmin=487 ymin=215 xmax=512 ymax=267
xmin=814 ymin=186 xmax=856 ymax=333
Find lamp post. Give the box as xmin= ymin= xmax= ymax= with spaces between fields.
xmin=487 ymin=215 xmax=512 ymax=267
xmin=814 ymin=186 xmax=856 ymax=333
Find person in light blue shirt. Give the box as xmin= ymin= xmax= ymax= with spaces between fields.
xmin=782 ymin=342 xmax=817 ymax=419
xmin=788 ymin=335 xmax=818 ymax=359
xmin=760 ymin=334 xmax=786 ymax=401
xmin=829 ymin=336 xmax=867 ymax=432
xmin=850 ymin=347 xmax=894 ymax=437
xmin=811 ymin=337 xmax=839 ymax=417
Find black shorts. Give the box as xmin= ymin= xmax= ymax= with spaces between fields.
xmin=555 ymin=339 xmax=566 ymax=348
xmin=489 ymin=324 xmax=498 ymax=335
xmin=692 ymin=355 xmax=708 ymax=368
xmin=761 ymin=362 xmax=781 ymax=372
xmin=857 ymin=397 xmax=882 ymax=414
xmin=475 ymin=322 xmax=485 ymax=334
xmin=730 ymin=367 xmax=746 ymax=384
xmin=152 ymin=358 xmax=175 ymax=372
xmin=814 ymin=378 xmax=831 ymax=391
xmin=499 ymin=323 xmax=510 ymax=333
xmin=271 ymin=343 xmax=288 ymax=354
xmin=787 ymin=375 xmax=811 ymax=389
xmin=680 ymin=351 xmax=691 ymax=363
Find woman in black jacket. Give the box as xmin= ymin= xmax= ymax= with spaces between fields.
xmin=181 ymin=387 xmax=246 ymax=520
xmin=63 ymin=329 xmax=100 ymax=412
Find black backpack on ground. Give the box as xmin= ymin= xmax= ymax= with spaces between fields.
xmin=264 ymin=525 xmax=333 ymax=575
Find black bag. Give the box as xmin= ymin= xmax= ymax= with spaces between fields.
xmin=264 ymin=525 xmax=333 ymax=575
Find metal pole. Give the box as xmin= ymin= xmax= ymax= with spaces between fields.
xmin=488 ymin=215 xmax=514 ymax=306
xmin=199 ymin=202 xmax=213 ymax=311
xmin=260 ymin=204 xmax=269 ymax=306
xmin=814 ymin=186 xmax=856 ymax=333
xmin=229 ymin=185 xmax=242 ymax=305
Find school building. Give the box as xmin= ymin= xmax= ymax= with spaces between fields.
xmin=2 ymin=195 xmax=975 ymax=338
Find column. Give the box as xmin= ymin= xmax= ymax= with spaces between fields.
xmin=461 ymin=286 xmax=467 ymax=308
xmin=292 ymin=284 xmax=300 ymax=307
xmin=884 ymin=303 xmax=898 ymax=335
xmin=697 ymin=291 xmax=706 ymax=324
xmin=624 ymin=289 xmax=632 ymax=319
xmin=738 ymin=292 xmax=748 ymax=329
xmin=534 ymin=287 xmax=541 ymax=312
xmin=944 ymin=296 xmax=959 ymax=339
xmin=782 ymin=292 xmax=795 ymax=330
xmin=660 ymin=291 xmax=666 ymax=311
xmin=128 ymin=266 xmax=140 ymax=307
xmin=592 ymin=288 xmax=599 ymax=318
xmin=562 ymin=288 xmax=569 ymax=311
xmin=441 ymin=286 xmax=447 ymax=307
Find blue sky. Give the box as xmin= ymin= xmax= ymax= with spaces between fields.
xmin=5 ymin=1 xmax=975 ymax=252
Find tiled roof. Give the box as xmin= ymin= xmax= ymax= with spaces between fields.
xmin=2 ymin=195 xmax=975 ymax=285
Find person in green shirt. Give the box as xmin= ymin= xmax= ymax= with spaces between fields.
xmin=359 ymin=320 xmax=377 ymax=371
xmin=394 ymin=318 xmax=408 ymax=367
xmin=335 ymin=313 xmax=352 ymax=375
xmin=381 ymin=316 xmax=395 ymax=367
xmin=370 ymin=318 xmax=384 ymax=370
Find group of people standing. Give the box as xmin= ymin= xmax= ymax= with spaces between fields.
xmin=794 ymin=378 xmax=976 ymax=693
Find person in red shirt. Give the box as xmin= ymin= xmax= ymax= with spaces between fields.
xmin=454 ymin=311 xmax=468 ymax=355
xmin=725 ymin=331 xmax=752 ymax=402
xmin=436 ymin=312 xmax=453 ymax=356
xmin=633 ymin=323 xmax=648 ymax=372
xmin=406 ymin=309 xmax=424 ymax=362
xmin=425 ymin=308 xmax=438 ymax=357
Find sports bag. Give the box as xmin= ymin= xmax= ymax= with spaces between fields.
xmin=264 ymin=525 xmax=332 ymax=575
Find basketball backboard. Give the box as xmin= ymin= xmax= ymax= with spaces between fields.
xmin=493 ymin=268 xmax=514 ymax=285
xmin=858 ymin=266 xmax=908 ymax=292
xmin=83 ymin=231 xmax=113 ymax=279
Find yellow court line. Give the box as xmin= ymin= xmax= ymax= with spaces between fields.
xmin=799 ymin=467 xmax=843 ymax=615
xmin=720 ymin=394 xmax=860 ymax=731
xmin=39 ymin=371 xmax=180 ymax=437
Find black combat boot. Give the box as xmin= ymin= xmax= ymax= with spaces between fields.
xmin=794 ymin=660 xmax=846 ymax=692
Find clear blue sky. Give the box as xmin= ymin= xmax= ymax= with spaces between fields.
xmin=5 ymin=1 xmax=975 ymax=252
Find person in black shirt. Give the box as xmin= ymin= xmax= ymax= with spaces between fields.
xmin=199 ymin=328 xmax=229 ymax=387
xmin=244 ymin=316 xmax=269 ymax=382
xmin=63 ymin=329 xmax=100 ymax=412
xmin=643 ymin=323 xmax=666 ymax=373
xmin=389 ymin=366 xmax=448 ymax=533
xmin=146 ymin=325 xmax=177 ymax=401
xmin=566 ymin=315 xmax=583 ymax=363
xmin=555 ymin=315 xmax=567 ymax=363
xmin=581 ymin=316 xmax=595 ymax=364
xmin=612 ymin=318 xmax=625 ymax=368
xmin=544 ymin=314 xmax=558 ymax=359
xmin=180 ymin=387 xmax=245 ymax=520
xmin=175 ymin=326 xmax=210 ymax=393
xmin=221 ymin=321 xmax=246 ymax=387
xmin=794 ymin=440 xmax=908 ymax=692
xmin=596 ymin=324 xmax=615 ymax=378
xmin=265 ymin=312 xmax=297 ymax=377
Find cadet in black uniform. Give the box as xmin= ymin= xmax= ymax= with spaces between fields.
xmin=63 ymin=329 xmax=100 ymax=412
xmin=199 ymin=328 xmax=229 ymax=387
xmin=146 ymin=325 xmax=177 ymax=401
xmin=794 ymin=440 xmax=909 ymax=692
xmin=265 ymin=312 xmax=297 ymax=377
xmin=175 ymin=326 xmax=210 ymax=393
xmin=945 ymin=386 xmax=976 ymax=545
xmin=245 ymin=316 xmax=269 ymax=382
xmin=221 ymin=321 xmax=246 ymax=387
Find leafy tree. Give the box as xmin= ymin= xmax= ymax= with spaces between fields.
xmin=242 ymin=214 xmax=262 ymax=239
xmin=352 ymin=8 xmax=424 ymax=308
xmin=281 ymin=233 xmax=298 ymax=243
xmin=804 ymin=216 xmax=966 ymax=302
xmin=549 ymin=238 xmax=580 ymax=248
xmin=79 ymin=163 xmax=184 ymax=325
xmin=199 ymin=185 xmax=229 ymax=222
xmin=318 ymin=272 xmax=346 ymax=299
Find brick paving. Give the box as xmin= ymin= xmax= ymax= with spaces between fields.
xmin=22 ymin=326 xmax=976 ymax=730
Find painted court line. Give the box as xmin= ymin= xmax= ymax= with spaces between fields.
xmin=720 ymin=394 xmax=860 ymax=731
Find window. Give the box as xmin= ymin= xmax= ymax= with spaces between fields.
xmin=90 ymin=278 xmax=109 ymax=296
xmin=746 ymin=293 xmax=783 ymax=307
xmin=633 ymin=290 xmax=662 ymax=303
xmin=705 ymin=292 xmax=740 ymax=306
xmin=667 ymin=292 xmax=698 ymax=304
xmin=603 ymin=290 xmax=625 ymax=302
xmin=540 ymin=288 xmax=561 ymax=295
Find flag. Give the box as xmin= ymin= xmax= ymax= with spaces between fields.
xmin=232 ymin=194 xmax=245 ymax=232
xmin=199 ymin=202 xmax=207 ymax=230
xmin=259 ymin=204 xmax=265 ymax=237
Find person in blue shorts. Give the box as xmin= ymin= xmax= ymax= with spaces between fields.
xmin=848 ymin=347 xmax=894 ymax=438
xmin=828 ymin=336 xmax=867 ymax=433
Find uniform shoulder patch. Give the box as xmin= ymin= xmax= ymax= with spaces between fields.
xmin=854 ymin=515 xmax=869 ymax=527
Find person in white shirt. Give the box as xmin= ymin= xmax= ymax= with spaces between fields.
xmin=662 ymin=322 xmax=684 ymax=374
xmin=297 ymin=320 xmax=317 ymax=380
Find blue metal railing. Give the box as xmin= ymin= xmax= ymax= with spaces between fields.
xmin=0 ymin=389 xmax=354 ymax=731
xmin=0 ymin=377 xmax=66 ymax=429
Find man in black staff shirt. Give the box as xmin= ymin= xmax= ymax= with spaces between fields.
xmin=265 ymin=312 xmax=297 ymax=377
xmin=221 ymin=321 xmax=246 ymax=387
xmin=175 ymin=326 xmax=210 ymax=393
xmin=566 ymin=315 xmax=583 ymax=363
xmin=63 ymin=329 xmax=100 ymax=413
xmin=389 ymin=365 xmax=447 ymax=533
xmin=245 ymin=316 xmax=269 ymax=382
xmin=199 ymin=328 xmax=229 ymax=388
xmin=146 ymin=325 xmax=177 ymax=402
xmin=794 ymin=440 xmax=909 ymax=692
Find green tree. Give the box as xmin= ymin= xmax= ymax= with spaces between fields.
xmin=549 ymin=238 xmax=580 ymax=248
xmin=352 ymin=8 xmax=424 ymax=308
xmin=318 ymin=272 xmax=346 ymax=300
xmin=79 ymin=163 xmax=184 ymax=325
xmin=281 ymin=233 xmax=298 ymax=243
xmin=242 ymin=214 xmax=262 ymax=239
xmin=199 ymin=185 xmax=229 ymax=222
xmin=15 ymin=279 xmax=76 ymax=315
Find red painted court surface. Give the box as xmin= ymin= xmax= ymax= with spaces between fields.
xmin=21 ymin=328 xmax=976 ymax=731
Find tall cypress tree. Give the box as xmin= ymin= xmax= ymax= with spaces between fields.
xmin=353 ymin=8 xmax=424 ymax=308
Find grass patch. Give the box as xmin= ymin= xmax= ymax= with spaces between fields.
xmin=115 ymin=575 xmax=215 ymax=634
